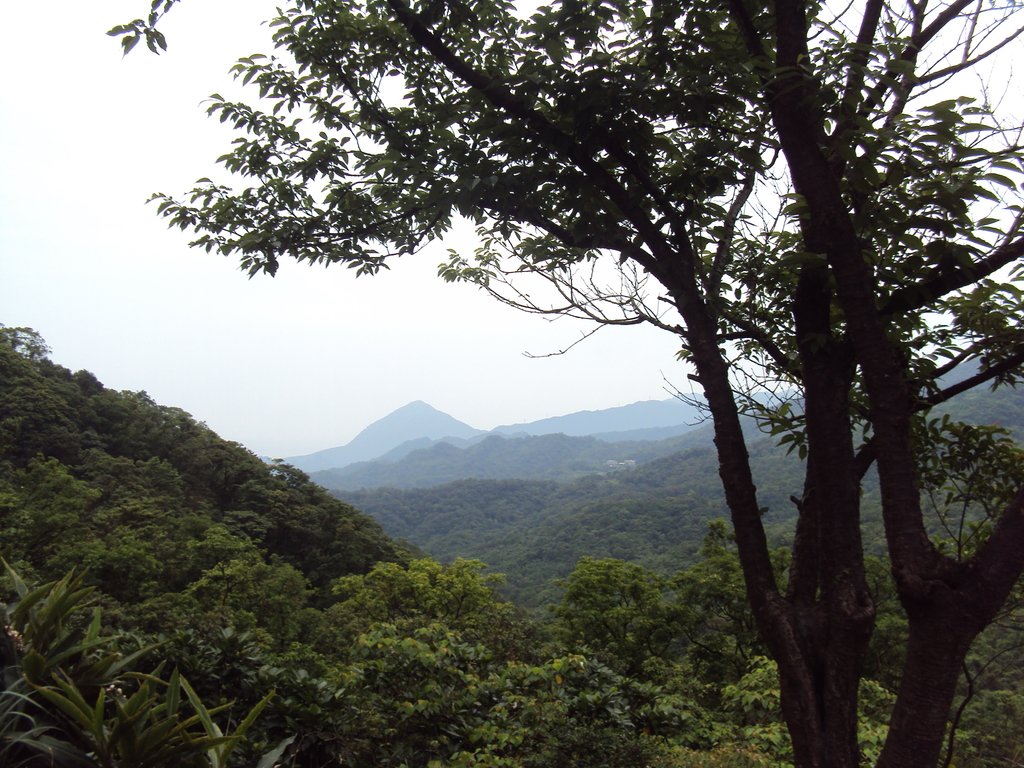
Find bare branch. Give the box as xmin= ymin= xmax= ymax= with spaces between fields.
xmin=917 ymin=22 xmax=1024 ymax=84
xmin=523 ymin=325 xmax=608 ymax=358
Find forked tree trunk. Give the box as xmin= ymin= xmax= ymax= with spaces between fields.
xmin=769 ymin=598 xmax=873 ymax=768
xmin=679 ymin=286 xmax=874 ymax=768
xmin=876 ymin=490 xmax=1024 ymax=768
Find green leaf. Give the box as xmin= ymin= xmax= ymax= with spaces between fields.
xmin=255 ymin=735 xmax=297 ymax=768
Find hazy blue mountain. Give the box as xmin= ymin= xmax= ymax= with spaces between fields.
xmin=376 ymin=434 xmax=486 ymax=462
xmin=287 ymin=401 xmax=484 ymax=472
xmin=492 ymin=398 xmax=704 ymax=437
xmin=372 ymin=422 xmax=707 ymax=466
xmin=289 ymin=398 xmax=707 ymax=473
xmin=589 ymin=422 xmax=710 ymax=442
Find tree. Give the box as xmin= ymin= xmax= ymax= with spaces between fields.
xmin=129 ymin=0 xmax=1024 ymax=764
xmin=672 ymin=521 xmax=769 ymax=685
xmin=321 ymin=558 xmax=531 ymax=658
xmin=555 ymin=556 xmax=683 ymax=674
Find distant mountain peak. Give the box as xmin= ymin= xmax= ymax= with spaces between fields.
xmin=391 ymin=400 xmax=446 ymax=415
xmin=286 ymin=401 xmax=483 ymax=472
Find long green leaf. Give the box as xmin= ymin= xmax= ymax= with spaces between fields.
xmin=33 ymin=679 xmax=100 ymax=735
xmin=166 ymin=668 xmax=181 ymax=718
xmin=2 ymin=557 xmax=29 ymax=599
xmin=214 ymin=689 xmax=276 ymax=766
xmin=178 ymin=676 xmax=222 ymax=739
xmin=255 ymin=734 xmax=296 ymax=768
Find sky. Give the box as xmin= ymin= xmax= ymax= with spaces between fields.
xmin=0 ymin=0 xmax=687 ymax=458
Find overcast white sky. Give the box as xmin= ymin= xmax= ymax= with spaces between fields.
xmin=0 ymin=0 xmax=687 ymax=457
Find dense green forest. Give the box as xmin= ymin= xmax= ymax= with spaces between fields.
xmin=3 ymin=328 xmax=1023 ymax=767
xmin=340 ymin=436 xmax=803 ymax=607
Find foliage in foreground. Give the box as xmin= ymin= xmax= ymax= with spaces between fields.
xmin=0 ymin=563 xmax=281 ymax=768
xmin=10 ymin=543 xmax=1018 ymax=767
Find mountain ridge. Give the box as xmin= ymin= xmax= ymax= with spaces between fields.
xmin=311 ymin=427 xmax=717 ymax=491
xmin=492 ymin=398 xmax=704 ymax=437
xmin=287 ymin=397 xmax=706 ymax=473
xmin=336 ymin=386 xmax=1024 ymax=607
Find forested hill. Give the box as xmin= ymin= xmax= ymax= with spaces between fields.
xmin=341 ymin=433 xmax=808 ymax=606
xmin=0 ymin=327 xmax=407 ymax=626
xmin=0 ymin=327 xmax=836 ymax=768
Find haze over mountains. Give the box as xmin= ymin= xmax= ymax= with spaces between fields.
xmin=285 ymin=397 xmax=707 ymax=474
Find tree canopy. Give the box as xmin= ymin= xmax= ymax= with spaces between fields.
xmin=115 ymin=0 xmax=1024 ymax=764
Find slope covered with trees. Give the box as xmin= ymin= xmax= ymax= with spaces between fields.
xmin=341 ymin=434 xmax=800 ymax=606
xmin=0 ymin=329 xmax=700 ymax=766
xmin=342 ymin=386 xmax=1024 ymax=607
xmin=0 ymin=326 xmax=405 ymax=616
xmin=0 ymin=328 xmax=810 ymax=767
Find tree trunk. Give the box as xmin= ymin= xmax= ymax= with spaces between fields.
xmin=876 ymin=618 xmax=974 ymax=768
